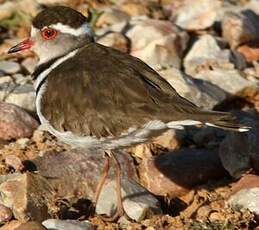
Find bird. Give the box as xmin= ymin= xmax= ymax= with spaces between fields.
xmin=8 ymin=5 xmax=249 ymax=221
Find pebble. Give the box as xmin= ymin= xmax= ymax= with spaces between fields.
xmin=4 ymin=154 xmax=24 ymax=171
xmin=42 ymin=219 xmax=94 ymax=230
xmin=0 ymin=61 xmax=21 ymax=75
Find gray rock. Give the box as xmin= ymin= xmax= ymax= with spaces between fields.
xmin=228 ymin=188 xmax=259 ymax=217
xmin=42 ymin=219 xmax=94 ymax=230
xmin=219 ymin=115 xmax=259 ymax=178
xmin=95 ymin=177 xmax=161 ymax=221
xmin=172 ymin=0 xmax=221 ymax=30
xmin=184 ymin=35 xmax=234 ymax=75
xmin=0 ymin=101 xmax=38 ymax=140
xmin=0 ymin=61 xmax=21 ymax=75
xmin=193 ymin=69 xmax=254 ymax=96
xmin=0 ymin=172 xmax=54 ymax=222
xmin=159 ymin=68 xmax=227 ymax=109
xmin=222 ymin=11 xmax=259 ymax=49
xmin=127 ymin=19 xmax=189 ymax=70
xmin=0 ymin=83 xmax=36 ymax=111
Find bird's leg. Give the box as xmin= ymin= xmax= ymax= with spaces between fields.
xmin=93 ymin=152 xmax=110 ymax=205
xmin=98 ymin=151 xmax=125 ymax=222
xmin=111 ymin=152 xmax=124 ymax=217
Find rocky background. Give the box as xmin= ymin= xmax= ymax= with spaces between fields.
xmin=0 ymin=0 xmax=259 ymax=229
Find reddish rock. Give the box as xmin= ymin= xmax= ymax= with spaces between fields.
xmin=237 ymin=43 xmax=259 ymax=62
xmin=139 ymin=148 xmax=227 ymax=197
xmin=0 ymin=102 xmax=38 ymax=141
xmin=30 ymin=149 xmax=137 ymax=201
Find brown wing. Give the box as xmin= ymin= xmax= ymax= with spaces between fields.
xmin=40 ymin=43 xmax=241 ymax=138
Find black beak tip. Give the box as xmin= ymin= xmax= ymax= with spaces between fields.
xmin=8 ymin=47 xmax=18 ymax=54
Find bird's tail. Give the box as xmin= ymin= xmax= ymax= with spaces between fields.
xmin=192 ymin=110 xmax=250 ymax=132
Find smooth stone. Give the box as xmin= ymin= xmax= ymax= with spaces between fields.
xmin=96 ymin=178 xmax=162 ymax=221
xmin=0 ymin=101 xmax=38 ymax=140
xmin=0 ymin=61 xmax=20 ymax=75
xmin=42 ymin=219 xmax=94 ymax=230
xmin=0 ymin=83 xmax=36 ymax=112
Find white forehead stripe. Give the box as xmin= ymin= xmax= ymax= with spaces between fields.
xmin=50 ymin=22 xmax=93 ymax=36
xmin=31 ymin=22 xmax=93 ymax=37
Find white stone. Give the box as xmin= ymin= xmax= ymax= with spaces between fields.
xmin=228 ymin=188 xmax=259 ymax=216
xmin=42 ymin=219 xmax=94 ymax=230
xmin=184 ymin=34 xmax=233 ymax=75
xmin=173 ymin=0 xmax=221 ymax=30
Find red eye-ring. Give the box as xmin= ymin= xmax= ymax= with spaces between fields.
xmin=41 ymin=28 xmax=58 ymax=40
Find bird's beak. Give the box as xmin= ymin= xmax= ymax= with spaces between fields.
xmin=8 ymin=38 xmax=34 ymax=54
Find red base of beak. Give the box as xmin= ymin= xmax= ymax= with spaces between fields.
xmin=8 ymin=38 xmax=34 ymax=54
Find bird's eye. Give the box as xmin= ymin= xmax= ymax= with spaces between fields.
xmin=41 ymin=28 xmax=58 ymax=40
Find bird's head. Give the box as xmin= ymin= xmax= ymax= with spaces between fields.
xmin=8 ymin=6 xmax=94 ymax=64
